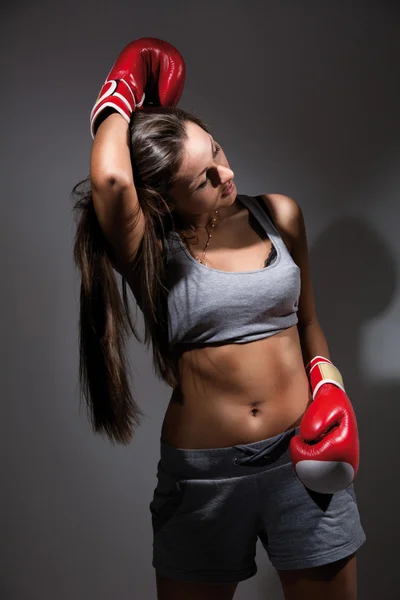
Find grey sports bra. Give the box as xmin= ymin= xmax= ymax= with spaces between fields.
xmin=164 ymin=194 xmax=301 ymax=350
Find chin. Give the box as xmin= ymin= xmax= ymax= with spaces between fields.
xmin=222 ymin=189 xmax=237 ymax=206
xmin=216 ymin=196 xmax=236 ymax=215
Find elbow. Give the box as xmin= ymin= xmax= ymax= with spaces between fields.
xmin=91 ymin=170 xmax=131 ymax=194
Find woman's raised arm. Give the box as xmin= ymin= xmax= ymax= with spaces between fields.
xmin=88 ymin=38 xmax=185 ymax=272
xmin=90 ymin=111 xmax=145 ymax=271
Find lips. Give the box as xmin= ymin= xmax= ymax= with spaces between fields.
xmin=222 ymin=181 xmax=234 ymax=196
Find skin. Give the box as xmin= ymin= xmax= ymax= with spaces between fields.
xmin=91 ymin=115 xmax=358 ymax=599
xmin=155 ymin=122 xmax=358 ymax=599
xmin=168 ymin=121 xmax=237 ymax=227
xmin=162 ymin=121 xmax=319 ymax=449
xmin=156 ymin=554 xmax=357 ymax=600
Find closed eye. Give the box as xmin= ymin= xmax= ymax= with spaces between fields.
xmin=197 ymin=144 xmax=221 ymax=189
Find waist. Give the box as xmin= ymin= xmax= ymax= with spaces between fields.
xmin=159 ymin=426 xmax=301 ymax=480
xmin=161 ymin=325 xmax=311 ymax=449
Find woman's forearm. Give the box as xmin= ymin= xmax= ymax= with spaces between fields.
xmin=90 ymin=112 xmax=135 ymax=187
xmin=297 ymin=321 xmax=331 ymax=368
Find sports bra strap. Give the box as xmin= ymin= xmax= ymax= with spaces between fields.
xmin=255 ymin=195 xmax=276 ymax=228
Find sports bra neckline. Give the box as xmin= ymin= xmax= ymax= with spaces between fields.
xmin=170 ymin=194 xmax=282 ymax=275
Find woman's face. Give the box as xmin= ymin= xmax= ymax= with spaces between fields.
xmin=168 ymin=121 xmax=236 ymax=227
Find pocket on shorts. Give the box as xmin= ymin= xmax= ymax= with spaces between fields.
xmin=149 ymin=473 xmax=187 ymax=534
xmin=150 ymin=476 xmax=232 ymax=534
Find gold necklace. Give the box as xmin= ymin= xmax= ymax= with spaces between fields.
xmin=195 ymin=210 xmax=219 ymax=265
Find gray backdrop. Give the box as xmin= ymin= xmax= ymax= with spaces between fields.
xmin=2 ymin=1 xmax=399 ymax=598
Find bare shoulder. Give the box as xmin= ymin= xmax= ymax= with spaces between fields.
xmin=259 ymin=193 xmax=304 ymax=253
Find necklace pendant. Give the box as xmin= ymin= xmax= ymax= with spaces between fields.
xmin=193 ymin=209 xmax=218 ymax=267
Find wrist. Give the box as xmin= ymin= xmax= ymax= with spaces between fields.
xmin=93 ymin=108 xmax=118 ymax=134
xmin=307 ymin=356 xmax=345 ymax=399
xmin=90 ymin=74 xmax=146 ymax=139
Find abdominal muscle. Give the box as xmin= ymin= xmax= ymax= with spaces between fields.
xmin=161 ymin=324 xmax=312 ymax=449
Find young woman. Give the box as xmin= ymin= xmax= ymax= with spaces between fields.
xmin=72 ymin=38 xmax=366 ymax=600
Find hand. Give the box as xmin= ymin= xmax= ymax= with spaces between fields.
xmin=290 ymin=357 xmax=360 ymax=494
xmin=90 ymin=37 xmax=186 ymax=138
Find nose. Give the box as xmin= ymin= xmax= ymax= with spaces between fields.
xmin=215 ymin=165 xmax=234 ymax=186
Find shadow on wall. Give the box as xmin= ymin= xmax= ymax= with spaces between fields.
xmin=310 ymin=216 xmax=398 ymax=600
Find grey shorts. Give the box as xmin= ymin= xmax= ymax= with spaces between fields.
xmin=150 ymin=426 xmax=366 ymax=584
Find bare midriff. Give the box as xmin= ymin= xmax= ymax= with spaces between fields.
xmin=161 ymin=324 xmax=312 ymax=449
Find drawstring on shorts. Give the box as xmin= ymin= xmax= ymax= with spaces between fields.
xmin=232 ymin=428 xmax=296 ymax=466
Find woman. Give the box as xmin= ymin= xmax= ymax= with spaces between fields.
xmin=72 ymin=38 xmax=366 ymax=599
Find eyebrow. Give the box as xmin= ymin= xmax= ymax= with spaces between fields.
xmin=190 ymin=135 xmax=214 ymax=187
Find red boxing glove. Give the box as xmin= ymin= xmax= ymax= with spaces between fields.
xmin=90 ymin=37 xmax=186 ymax=138
xmin=290 ymin=356 xmax=360 ymax=494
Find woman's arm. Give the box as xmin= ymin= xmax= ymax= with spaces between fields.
xmin=90 ymin=111 xmax=135 ymax=186
xmin=266 ymin=197 xmax=360 ymax=493
xmin=297 ymin=321 xmax=330 ymax=368
xmin=89 ymin=112 xmax=145 ymax=272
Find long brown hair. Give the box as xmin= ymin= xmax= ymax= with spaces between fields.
xmin=71 ymin=106 xmax=210 ymax=445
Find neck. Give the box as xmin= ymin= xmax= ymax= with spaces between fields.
xmin=174 ymin=196 xmax=240 ymax=232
